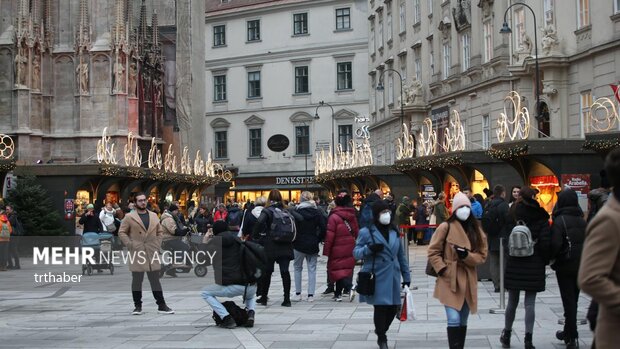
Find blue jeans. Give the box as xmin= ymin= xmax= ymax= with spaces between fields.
xmin=293 ymin=250 xmax=317 ymax=296
xmin=201 ymin=284 xmax=257 ymax=318
xmin=445 ymin=302 xmax=470 ymax=327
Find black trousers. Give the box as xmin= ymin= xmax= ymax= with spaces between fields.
xmin=334 ymin=277 xmax=352 ymax=297
xmin=374 ymin=305 xmax=399 ymax=342
xmin=131 ymin=271 xmax=165 ymax=307
xmin=556 ymin=271 xmax=580 ymax=340
xmin=259 ymin=257 xmax=291 ymax=298
xmin=7 ymin=236 xmax=19 ymax=268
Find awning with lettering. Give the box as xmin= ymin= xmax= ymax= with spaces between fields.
xmin=229 ymin=184 xmax=324 ymax=191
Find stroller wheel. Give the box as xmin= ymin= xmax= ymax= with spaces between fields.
xmin=109 ymin=264 xmax=114 ymax=275
xmin=194 ymin=265 xmax=207 ymax=277
xmin=87 ymin=265 xmax=93 ymax=276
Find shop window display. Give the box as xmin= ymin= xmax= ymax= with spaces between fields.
xmin=530 ymin=175 xmax=559 ymax=214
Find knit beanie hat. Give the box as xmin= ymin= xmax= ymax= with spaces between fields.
xmin=168 ymin=204 xmax=179 ymax=212
xmin=334 ymin=191 xmax=352 ymax=207
xmin=86 ymin=204 xmax=94 ymax=210
xmin=451 ymin=192 xmax=471 ymax=214
xmin=372 ymin=200 xmax=390 ymax=218
xmin=212 ymin=220 xmax=228 ymax=235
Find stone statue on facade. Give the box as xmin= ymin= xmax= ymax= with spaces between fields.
xmin=14 ymin=44 xmax=28 ymax=88
xmin=113 ymin=57 xmax=126 ymax=94
xmin=76 ymin=60 xmax=89 ymax=95
xmin=541 ymin=24 xmax=559 ymax=56
xmin=128 ymin=62 xmax=137 ymax=98
xmin=400 ymin=80 xmax=424 ymax=106
xmin=153 ymin=78 xmax=162 ymax=106
xmin=143 ymin=74 xmax=151 ymax=101
xmin=513 ymin=32 xmax=533 ymax=63
xmin=32 ymin=54 xmax=41 ymax=91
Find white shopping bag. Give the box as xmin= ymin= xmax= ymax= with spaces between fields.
xmin=398 ymin=285 xmax=417 ymax=321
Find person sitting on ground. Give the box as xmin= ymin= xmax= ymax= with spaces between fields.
xmin=201 ymin=220 xmax=256 ymax=329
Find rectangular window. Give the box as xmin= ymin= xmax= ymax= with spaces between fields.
xmin=336 ymin=8 xmax=351 ymax=30
xmin=213 ymin=25 xmax=226 ymax=46
xmin=430 ymin=48 xmax=435 ymax=76
xmin=515 ymin=8 xmax=525 ymax=48
xmin=413 ymin=0 xmax=421 ymax=24
xmin=482 ymin=114 xmax=490 ymax=149
xmin=370 ymin=23 xmax=376 ymax=53
xmin=616 ymin=0 xmax=620 ymax=14
xmin=213 ymin=75 xmax=227 ymax=101
xmin=387 ymin=12 xmax=393 ymax=41
xmin=388 ymin=73 xmax=394 ymax=105
xmin=370 ymin=76 xmax=376 ymax=113
xmin=249 ymin=129 xmax=262 ymax=157
xmin=378 ymin=20 xmax=384 ymax=47
xmin=248 ymin=71 xmax=261 ymax=98
xmin=293 ymin=13 xmax=308 ymax=35
xmin=295 ymin=126 xmax=310 ymax=155
xmin=399 ymin=2 xmax=406 ymax=33
xmin=400 ymin=58 xmax=407 ymax=84
xmin=338 ymin=125 xmax=353 ymax=151
xmin=414 ymin=47 xmax=422 ymax=81
xmin=483 ymin=20 xmax=493 ymax=63
xmin=294 ymin=66 xmax=309 ymax=94
xmin=462 ymin=33 xmax=471 ymax=71
xmin=580 ymin=91 xmax=593 ymax=136
xmin=215 ymin=131 xmax=227 ymax=159
xmin=443 ymin=42 xmax=451 ymax=79
xmin=544 ymin=0 xmax=555 ymax=24
xmin=428 ymin=0 xmax=433 ymax=15
xmin=247 ymin=20 xmax=260 ymax=41
xmin=578 ymin=0 xmax=590 ymax=28
xmin=337 ymin=62 xmax=352 ymax=90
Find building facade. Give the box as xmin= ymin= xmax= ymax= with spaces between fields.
xmin=205 ymin=0 xmax=369 ymax=203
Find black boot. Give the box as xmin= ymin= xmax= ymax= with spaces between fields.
xmin=281 ymin=271 xmax=291 ymax=307
xmin=257 ymin=274 xmax=271 ymax=305
xmin=499 ymin=329 xmax=511 ymax=348
xmin=447 ymin=327 xmax=461 ymax=349
xmin=524 ymin=333 xmax=535 ymax=349
xmin=376 ymin=331 xmax=388 ymax=349
xmin=458 ymin=326 xmax=467 ymax=349
xmin=565 ymin=338 xmax=579 ymax=349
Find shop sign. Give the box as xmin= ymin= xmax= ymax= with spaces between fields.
xmin=2 ymin=172 xmax=16 ymax=198
xmin=267 ymin=134 xmax=290 ymax=152
xmin=421 ymin=184 xmax=436 ymax=203
xmin=276 ymin=176 xmax=314 ymax=185
xmin=64 ymin=199 xmax=75 ymax=220
xmin=561 ymin=174 xmax=591 ymax=213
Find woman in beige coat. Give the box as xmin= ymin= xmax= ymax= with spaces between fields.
xmin=579 ymin=149 xmax=620 ymax=349
xmin=428 ymin=192 xmax=488 ymax=349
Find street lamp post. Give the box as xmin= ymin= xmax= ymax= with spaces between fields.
xmin=500 ymin=3 xmax=541 ymax=121
xmin=300 ymin=116 xmax=320 ymax=189
xmin=376 ymin=68 xmax=405 ymax=130
xmin=314 ymin=101 xmax=335 ymax=156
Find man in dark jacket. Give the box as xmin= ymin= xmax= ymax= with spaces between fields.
xmin=289 ymin=192 xmax=327 ymax=302
xmin=226 ymin=203 xmax=243 ymax=232
xmin=201 ymin=220 xmax=256 ymax=329
xmin=5 ymin=205 xmax=22 ymax=269
xmin=79 ymin=204 xmax=102 ymax=233
xmin=481 ymin=185 xmax=509 ymax=292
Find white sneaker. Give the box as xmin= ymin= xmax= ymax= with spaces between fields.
xmin=307 ymin=296 xmax=314 ymax=303
xmin=334 ymin=296 xmax=342 ymax=302
xmin=293 ymin=293 xmax=303 ymax=302
xmin=349 ymin=289 xmax=356 ymax=302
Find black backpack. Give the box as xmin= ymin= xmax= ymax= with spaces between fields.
xmin=267 ymin=207 xmax=296 ymax=242
xmin=481 ymin=201 xmax=501 ymax=236
xmin=239 ymin=240 xmax=268 ymax=284
xmin=212 ymin=301 xmax=249 ymax=326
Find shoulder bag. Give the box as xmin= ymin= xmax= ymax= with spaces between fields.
xmin=425 ymin=223 xmax=451 ymax=277
xmin=356 ymin=229 xmax=377 ymax=296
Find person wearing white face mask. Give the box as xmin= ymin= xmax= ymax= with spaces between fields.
xmin=354 ymin=200 xmax=411 ymax=349
xmin=428 ymin=192 xmax=488 ymax=349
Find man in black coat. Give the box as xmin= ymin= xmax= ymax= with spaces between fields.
xmin=200 ymin=221 xmax=256 ymax=329
xmin=481 ymin=185 xmax=509 ymax=292
xmin=79 ymin=204 xmax=102 ymax=233
xmin=289 ymin=192 xmax=327 ymax=302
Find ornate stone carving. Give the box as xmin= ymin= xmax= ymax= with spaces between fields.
xmin=400 ymin=80 xmax=424 ymax=106
xmin=113 ymin=52 xmax=126 ymax=94
xmin=76 ymin=56 xmax=89 ymax=95
xmin=540 ymin=24 xmax=559 ymax=56
xmin=153 ymin=78 xmax=162 ymax=106
xmin=513 ymin=33 xmax=532 ymax=63
xmin=438 ymin=17 xmax=452 ymax=40
xmin=31 ymin=53 xmax=41 ymax=91
xmin=477 ymin=0 xmax=494 ymax=18
xmin=128 ymin=62 xmax=137 ymax=97
xmin=452 ymin=0 xmax=471 ymax=32
xmin=14 ymin=43 xmax=28 ymax=87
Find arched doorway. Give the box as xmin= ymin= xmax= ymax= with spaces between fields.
xmin=528 ymin=161 xmax=560 ymax=214
xmin=443 ymin=173 xmax=460 ymax=213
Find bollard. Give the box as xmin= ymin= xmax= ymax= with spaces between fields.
xmin=490 ymin=237 xmax=506 ymax=314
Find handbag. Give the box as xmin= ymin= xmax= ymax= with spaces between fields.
xmin=425 ymin=223 xmax=450 ymax=277
xmin=356 ymin=229 xmax=377 ymax=296
xmin=397 ymin=285 xmax=416 ymax=321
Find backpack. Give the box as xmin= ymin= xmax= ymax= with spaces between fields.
xmin=239 ymin=240 xmax=268 ymax=284
xmin=268 ymin=207 xmax=296 ymax=242
xmin=508 ymin=220 xmax=535 ymax=257
xmin=212 ymin=301 xmax=248 ymax=326
xmin=226 ymin=210 xmax=243 ymax=230
xmin=481 ymin=201 xmax=501 ymax=235
xmin=0 ymin=221 xmax=10 ymax=239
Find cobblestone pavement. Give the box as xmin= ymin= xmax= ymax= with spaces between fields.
xmin=0 ymin=245 xmax=592 ymax=349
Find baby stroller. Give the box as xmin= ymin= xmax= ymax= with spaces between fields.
xmin=81 ymin=232 xmax=115 ymax=276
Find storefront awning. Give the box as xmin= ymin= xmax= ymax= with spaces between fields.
xmin=229 ymin=184 xmax=324 ymax=191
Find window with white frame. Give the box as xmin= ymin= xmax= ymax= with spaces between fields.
xmin=249 ymin=128 xmax=262 ymax=157
xmin=615 ymin=0 xmax=620 ymax=14
xmin=336 ymin=7 xmax=351 ymax=30
xmin=442 ymin=42 xmax=451 ymax=79
xmin=544 ymin=0 xmax=555 ymax=24
xmin=338 ymin=125 xmax=353 ymax=151
xmin=379 ymin=76 xmax=385 ymax=109
xmin=295 ymin=66 xmax=309 ymax=94
xmin=430 ymin=47 xmax=435 ymax=76
xmin=515 ymin=8 xmax=525 ymax=47
xmin=578 ymin=0 xmax=590 ymax=28
xmin=388 ymin=73 xmax=394 ymax=105
xmin=413 ymin=0 xmax=421 ymax=24
xmin=483 ymin=20 xmax=493 ymax=63
xmin=370 ymin=22 xmax=376 ymax=53
xmin=482 ymin=114 xmax=490 ymax=149
xmin=213 ymin=25 xmax=226 ymax=47
xmin=247 ymin=20 xmax=260 ymax=41
xmin=213 ymin=75 xmax=226 ymax=101
xmin=215 ymin=131 xmax=227 ymax=159
xmin=414 ymin=48 xmax=422 ymax=81
xmin=461 ymin=33 xmax=470 ymax=71
xmin=387 ymin=11 xmax=393 ymax=42
xmin=378 ymin=19 xmax=384 ymax=48
xmin=295 ymin=126 xmax=310 ymax=155
xmin=247 ymin=71 xmax=261 ymax=98
xmin=337 ymin=62 xmax=353 ymax=90
xmin=400 ymin=57 xmax=407 ymax=83
xmin=293 ymin=13 xmax=308 ymax=35
xmin=428 ymin=0 xmax=433 ymax=16
xmin=371 ymin=75 xmax=376 ymax=113
xmin=580 ymin=91 xmax=593 ymax=136
xmin=399 ymin=1 xmax=406 ymax=33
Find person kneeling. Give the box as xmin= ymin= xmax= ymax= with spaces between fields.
xmin=201 ymin=221 xmax=257 ymax=329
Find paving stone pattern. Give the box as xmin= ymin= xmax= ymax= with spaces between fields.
xmin=0 ymin=246 xmax=593 ymax=348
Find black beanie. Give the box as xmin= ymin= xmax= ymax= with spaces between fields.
xmin=168 ymin=204 xmax=179 ymax=212
xmin=372 ymin=200 xmax=390 ymax=219
xmin=212 ymin=220 xmax=228 ymax=235
xmin=335 ymin=191 xmax=352 ymax=206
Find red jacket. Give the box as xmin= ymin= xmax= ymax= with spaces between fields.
xmin=323 ymin=206 xmax=359 ymax=282
xmin=214 ymin=210 xmax=228 ymax=222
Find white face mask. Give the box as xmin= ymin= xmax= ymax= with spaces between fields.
xmin=379 ymin=212 xmax=391 ymax=225
xmin=455 ymin=206 xmax=471 ymax=221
